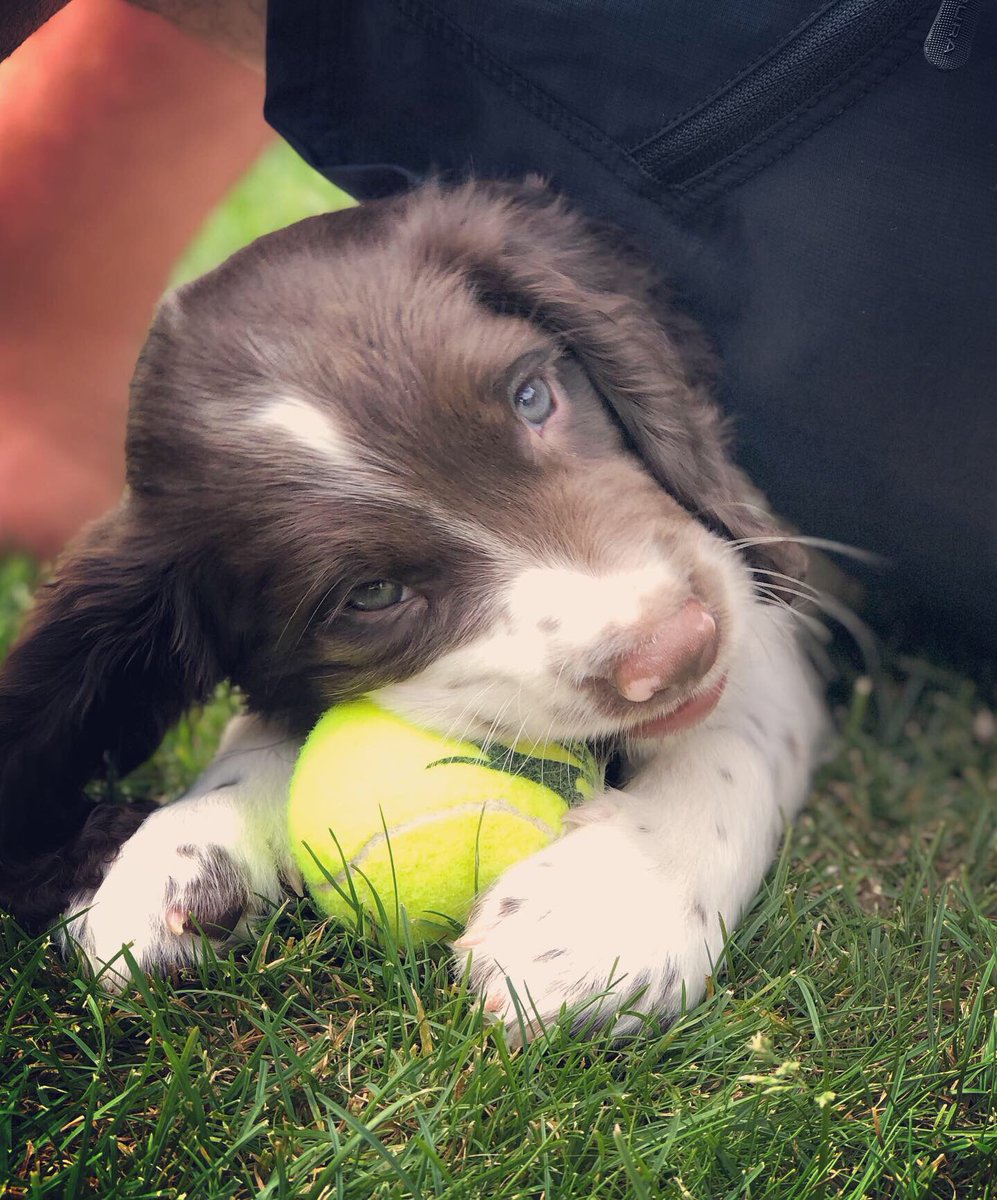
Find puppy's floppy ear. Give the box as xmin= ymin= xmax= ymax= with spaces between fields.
xmin=0 ymin=506 xmax=222 ymax=926
xmin=425 ymin=180 xmax=803 ymax=580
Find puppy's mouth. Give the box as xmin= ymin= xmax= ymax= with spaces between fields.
xmin=628 ymin=672 xmax=728 ymax=739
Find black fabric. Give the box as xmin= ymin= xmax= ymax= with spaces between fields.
xmin=265 ymin=0 xmax=997 ymax=653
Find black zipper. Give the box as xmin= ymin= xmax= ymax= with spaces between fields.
xmin=632 ymin=0 xmax=933 ymax=188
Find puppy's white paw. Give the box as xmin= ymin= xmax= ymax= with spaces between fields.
xmin=62 ymin=794 xmax=285 ymax=989
xmin=453 ymin=820 xmax=716 ymax=1045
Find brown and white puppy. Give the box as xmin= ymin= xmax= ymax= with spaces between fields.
xmin=0 ymin=180 xmax=826 ymax=1039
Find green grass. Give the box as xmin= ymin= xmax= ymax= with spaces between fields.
xmin=168 ymin=141 xmax=353 ymax=285
xmin=2 ymin=143 xmax=996 ymax=1199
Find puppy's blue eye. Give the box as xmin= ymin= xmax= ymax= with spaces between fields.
xmin=346 ymin=581 xmax=411 ymax=612
xmin=512 ymin=376 xmax=554 ymax=426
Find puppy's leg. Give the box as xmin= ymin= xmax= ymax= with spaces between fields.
xmin=62 ymin=715 xmax=301 ymax=987
xmin=456 ymin=605 xmax=827 ymax=1042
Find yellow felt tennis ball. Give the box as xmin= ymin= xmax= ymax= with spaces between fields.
xmin=288 ymin=699 xmax=602 ymax=940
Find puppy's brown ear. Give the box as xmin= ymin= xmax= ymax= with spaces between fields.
xmin=430 ymin=181 xmax=803 ymax=580
xmin=0 ymin=507 xmax=222 ymax=927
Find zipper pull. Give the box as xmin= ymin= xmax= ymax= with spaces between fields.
xmin=924 ymin=0 xmax=982 ymax=69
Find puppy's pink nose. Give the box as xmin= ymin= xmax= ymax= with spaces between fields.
xmin=612 ymin=599 xmax=719 ymax=702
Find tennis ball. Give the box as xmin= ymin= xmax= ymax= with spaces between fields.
xmin=288 ymin=699 xmax=602 ymax=941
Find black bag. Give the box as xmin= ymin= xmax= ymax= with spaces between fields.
xmin=266 ymin=0 xmax=997 ymax=652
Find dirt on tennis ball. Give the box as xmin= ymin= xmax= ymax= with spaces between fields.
xmin=288 ymin=699 xmax=602 ymax=940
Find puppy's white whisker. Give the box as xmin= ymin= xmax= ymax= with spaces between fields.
xmin=757 ymin=580 xmax=877 ymax=672
xmin=749 ymin=566 xmax=822 ymax=598
xmin=755 ymin=581 xmax=821 ymax=608
xmin=729 ymin=533 xmax=887 ymax=566
xmin=757 ymin=594 xmax=829 ymax=642
xmin=480 ymin=699 xmax=518 ymax=758
xmin=693 ymin=497 xmax=776 ymax=525
xmin=291 ymin=579 xmax=341 ymax=653
xmin=438 ymin=683 xmax=501 ymax=746
xmin=276 ymin=573 xmax=335 ymax=653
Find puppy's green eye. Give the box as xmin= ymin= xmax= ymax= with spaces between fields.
xmin=346 ymin=581 xmax=411 ymax=611
xmin=512 ymin=377 xmax=554 ymax=426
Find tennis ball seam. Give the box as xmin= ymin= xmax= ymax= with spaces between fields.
xmin=306 ymin=798 xmax=561 ymax=893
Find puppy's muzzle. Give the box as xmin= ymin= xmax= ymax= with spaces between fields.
xmin=583 ymin=598 xmax=720 ymax=715
xmin=610 ymin=598 xmax=719 ymax=702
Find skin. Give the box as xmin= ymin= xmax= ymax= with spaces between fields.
xmin=0 ymin=0 xmax=268 ymax=557
xmin=2 ymin=0 xmax=265 ymax=69
xmin=124 ymin=0 xmax=265 ymax=70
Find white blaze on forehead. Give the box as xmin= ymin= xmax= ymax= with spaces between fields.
xmin=250 ymin=395 xmax=516 ymax=556
xmin=254 ymin=396 xmax=353 ymax=465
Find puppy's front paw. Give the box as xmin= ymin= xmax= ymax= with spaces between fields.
xmin=453 ymin=822 xmax=715 ymax=1045
xmin=62 ymin=799 xmax=282 ymax=988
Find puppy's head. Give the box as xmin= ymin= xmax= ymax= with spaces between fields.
xmin=0 ymin=181 xmax=807 ymax=918
xmin=118 ymin=180 xmax=795 ymax=743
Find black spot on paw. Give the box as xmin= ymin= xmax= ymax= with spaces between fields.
xmin=659 ymin=959 xmax=680 ymax=996
xmin=626 ymin=969 xmax=654 ymax=1000
xmin=169 ymin=844 xmax=249 ymax=940
xmin=782 ymin=732 xmax=801 ymax=759
xmin=498 ymin=897 xmax=523 ymax=917
xmin=469 ymin=959 xmax=502 ymax=988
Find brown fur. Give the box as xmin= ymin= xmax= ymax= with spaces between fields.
xmin=0 ymin=179 xmax=798 ymax=927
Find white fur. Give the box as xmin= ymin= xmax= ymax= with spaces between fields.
xmin=377 ymin=533 xmax=741 ymax=741
xmin=455 ymin=600 xmax=826 ymax=1040
xmin=252 ymin=396 xmax=521 ymax=567
xmin=63 ymin=717 xmax=298 ymax=987
xmin=65 ymin=596 xmax=826 ymax=1042
xmin=255 ymin=397 xmax=353 ymax=464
